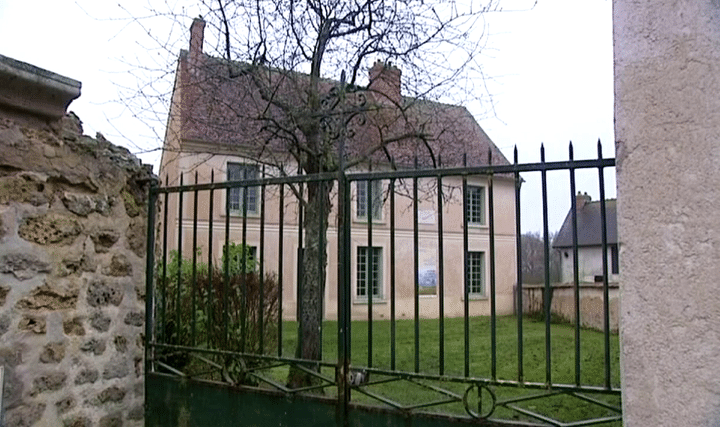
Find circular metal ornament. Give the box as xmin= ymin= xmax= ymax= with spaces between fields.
xmin=463 ymin=383 xmax=496 ymax=419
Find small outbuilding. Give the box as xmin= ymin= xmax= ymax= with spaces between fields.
xmin=553 ymin=192 xmax=618 ymax=283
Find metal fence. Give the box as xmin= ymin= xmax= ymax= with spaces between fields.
xmin=145 ymin=142 xmax=620 ymax=426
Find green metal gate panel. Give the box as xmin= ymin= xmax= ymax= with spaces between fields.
xmin=146 ymin=374 xmax=529 ymax=427
xmin=145 ymin=146 xmax=622 ymax=426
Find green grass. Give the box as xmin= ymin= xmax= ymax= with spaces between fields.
xmin=268 ymin=316 xmax=621 ymax=425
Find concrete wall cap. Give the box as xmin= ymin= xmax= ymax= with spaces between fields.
xmin=0 ymin=54 xmax=81 ymax=120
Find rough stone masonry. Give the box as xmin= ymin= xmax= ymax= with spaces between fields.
xmin=0 ymin=55 xmax=154 ymax=427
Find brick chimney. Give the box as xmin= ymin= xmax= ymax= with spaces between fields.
xmin=368 ymin=60 xmax=402 ymax=106
xmin=189 ymin=18 xmax=205 ymax=62
xmin=576 ymin=192 xmax=591 ymax=210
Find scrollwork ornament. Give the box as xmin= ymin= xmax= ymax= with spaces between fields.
xmin=463 ymin=383 xmax=496 ymax=419
xmin=319 ymin=74 xmax=369 ymax=144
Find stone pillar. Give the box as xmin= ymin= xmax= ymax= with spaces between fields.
xmin=0 ymin=55 xmax=154 ymax=426
xmin=615 ymin=1 xmax=720 ymax=425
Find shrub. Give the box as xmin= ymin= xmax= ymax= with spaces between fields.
xmin=156 ymin=245 xmax=279 ymax=379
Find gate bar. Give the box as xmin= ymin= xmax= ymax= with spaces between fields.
xmin=436 ymin=167 xmax=445 ymax=376
xmin=390 ymin=178 xmax=397 ymax=371
xmin=191 ymin=172 xmax=199 ymax=347
xmin=259 ymin=167 xmax=266 ymax=354
xmin=367 ymin=176 xmax=374 ymax=368
xmin=161 ymin=176 xmax=169 ymax=343
xmin=462 ymin=154 xmax=470 ymax=378
xmin=413 ymin=158 xmax=420 ymax=373
xmin=569 ymin=143 xmax=581 ymax=386
xmin=597 ymin=140 xmax=611 ymax=389
xmin=240 ymin=177 xmax=249 ymax=353
xmin=278 ymin=183 xmax=284 ymax=357
xmin=176 ymin=173 xmax=184 ymax=348
xmin=540 ymin=145 xmax=552 ymax=386
xmin=488 ymin=149 xmax=497 ymax=381
xmin=207 ymin=171 xmax=214 ymax=349
xmin=514 ymin=146 xmax=524 ymax=384
xmin=223 ymin=185 xmax=231 ymax=347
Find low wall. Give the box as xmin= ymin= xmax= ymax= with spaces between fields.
xmin=0 ymin=55 xmax=154 ymax=427
xmin=520 ymin=283 xmax=619 ymax=332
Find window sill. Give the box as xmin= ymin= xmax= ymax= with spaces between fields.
xmin=465 ymin=223 xmax=488 ymax=229
xmin=353 ymin=298 xmax=387 ymax=305
xmin=222 ymin=211 xmax=261 ymax=219
xmin=462 ymin=294 xmax=488 ymax=301
xmin=353 ymin=218 xmax=385 ymax=225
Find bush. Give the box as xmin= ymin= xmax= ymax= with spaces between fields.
xmin=156 ymin=245 xmax=279 ymax=378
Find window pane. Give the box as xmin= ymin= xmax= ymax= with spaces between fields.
xmin=357 ymin=181 xmax=368 ymax=219
xmin=371 ymin=180 xmax=382 ymax=220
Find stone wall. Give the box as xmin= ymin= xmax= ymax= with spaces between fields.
xmin=521 ymin=283 xmax=619 ymax=332
xmin=0 ymin=110 xmax=153 ymax=425
xmin=615 ymin=1 xmax=720 ymax=425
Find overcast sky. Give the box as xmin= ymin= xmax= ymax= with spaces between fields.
xmin=0 ymin=0 xmax=614 ymax=232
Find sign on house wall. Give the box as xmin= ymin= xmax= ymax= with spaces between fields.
xmin=418 ymin=244 xmax=437 ymax=296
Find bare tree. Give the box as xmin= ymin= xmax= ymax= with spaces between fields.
xmin=521 ymin=231 xmax=560 ymax=284
xmin=131 ymin=0 xmax=503 ymax=388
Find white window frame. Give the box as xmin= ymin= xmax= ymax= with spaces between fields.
xmin=356 ymin=179 xmax=383 ymax=221
xmin=355 ymin=246 xmax=383 ymax=300
xmin=466 ymin=251 xmax=485 ymax=297
xmin=227 ymin=162 xmax=259 ymax=216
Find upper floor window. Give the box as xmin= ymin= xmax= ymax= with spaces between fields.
xmin=356 ymin=179 xmax=382 ymax=221
xmin=466 ymin=185 xmax=486 ymax=225
xmin=228 ymin=163 xmax=259 ymax=215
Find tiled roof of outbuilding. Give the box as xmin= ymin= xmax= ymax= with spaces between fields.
xmin=553 ymin=199 xmax=618 ymax=248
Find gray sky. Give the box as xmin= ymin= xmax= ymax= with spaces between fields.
xmin=0 ymin=0 xmax=614 ymax=232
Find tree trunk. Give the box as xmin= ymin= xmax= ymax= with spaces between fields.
xmin=287 ymin=179 xmax=332 ymax=389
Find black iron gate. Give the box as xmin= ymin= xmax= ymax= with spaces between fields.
xmin=144 ymin=143 xmax=621 ymax=426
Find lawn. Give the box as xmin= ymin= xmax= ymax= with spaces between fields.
xmin=273 ymin=315 xmax=621 ymax=425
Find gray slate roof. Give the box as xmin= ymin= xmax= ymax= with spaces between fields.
xmin=552 ymin=199 xmax=618 ymax=248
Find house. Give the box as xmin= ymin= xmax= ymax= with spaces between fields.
xmin=553 ymin=192 xmax=618 ymax=283
xmin=159 ymin=18 xmax=518 ymax=320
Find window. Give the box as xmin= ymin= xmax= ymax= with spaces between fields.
xmin=611 ymin=245 xmax=619 ymax=275
xmin=466 ymin=186 xmax=485 ymax=225
xmin=356 ymin=246 xmax=382 ymax=298
xmin=223 ymin=243 xmax=257 ymax=274
xmin=356 ymin=180 xmax=382 ymax=221
xmin=227 ymin=163 xmax=259 ymax=214
xmin=466 ymin=251 xmax=485 ymax=296
xmin=233 ymin=245 xmax=257 ymax=270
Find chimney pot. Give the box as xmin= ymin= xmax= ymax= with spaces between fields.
xmin=576 ymin=191 xmax=591 ymax=209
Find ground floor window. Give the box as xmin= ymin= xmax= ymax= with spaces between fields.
xmin=611 ymin=244 xmax=619 ymax=275
xmin=467 ymin=251 xmax=485 ymax=296
xmin=224 ymin=243 xmax=257 ymax=273
xmin=357 ymin=246 xmax=382 ymax=298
